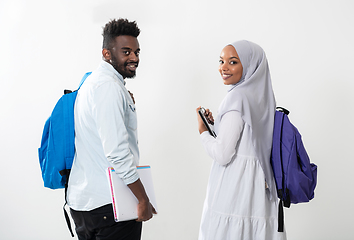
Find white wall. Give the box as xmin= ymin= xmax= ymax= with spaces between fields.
xmin=1 ymin=0 xmax=353 ymax=239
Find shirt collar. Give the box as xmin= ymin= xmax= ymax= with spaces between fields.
xmin=100 ymin=60 xmax=126 ymax=85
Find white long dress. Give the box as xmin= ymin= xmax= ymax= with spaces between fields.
xmin=198 ymin=111 xmax=286 ymax=240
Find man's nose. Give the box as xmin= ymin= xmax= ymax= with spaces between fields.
xmin=129 ymin=52 xmax=138 ymax=61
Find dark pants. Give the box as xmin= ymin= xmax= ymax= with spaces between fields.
xmin=70 ymin=204 xmax=142 ymax=240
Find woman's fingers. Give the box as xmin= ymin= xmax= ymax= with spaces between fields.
xmin=205 ymin=109 xmax=214 ymax=125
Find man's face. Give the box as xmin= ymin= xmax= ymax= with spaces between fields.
xmin=109 ymin=35 xmax=140 ymax=79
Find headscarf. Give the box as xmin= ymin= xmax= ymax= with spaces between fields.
xmin=216 ymin=40 xmax=276 ymax=199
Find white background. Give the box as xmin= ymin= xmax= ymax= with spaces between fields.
xmin=1 ymin=0 xmax=353 ymax=239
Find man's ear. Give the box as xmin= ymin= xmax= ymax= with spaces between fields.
xmin=102 ymin=48 xmax=111 ymax=61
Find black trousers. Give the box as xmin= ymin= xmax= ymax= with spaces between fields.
xmin=70 ymin=204 xmax=142 ymax=240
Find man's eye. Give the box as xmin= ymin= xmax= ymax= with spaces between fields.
xmin=135 ymin=51 xmax=140 ymax=57
xmin=123 ymin=51 xmax=130 ymax=55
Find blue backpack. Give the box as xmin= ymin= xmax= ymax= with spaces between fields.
xmin=271 ymin=107 xmax=317 ymax=232
xmin=38 ymin=72 xmax=91 ymax=189
xmin=38 ymin=72 xmax=91 ymax=237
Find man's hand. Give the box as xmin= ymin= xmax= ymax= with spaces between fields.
xmin=136 ymin=200 xmax=157 ymax=222
xmin=127 ymin=179 xmax=157 ymax=222
xmin=128 ymin=90 xmax=135 ymax=104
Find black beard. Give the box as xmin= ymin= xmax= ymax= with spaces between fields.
xmin=124 ymin=62 xmax=138 ymax=78
xmin=110 ymin=57 xmax=137 ymax=79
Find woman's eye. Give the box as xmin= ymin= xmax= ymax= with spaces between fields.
xmin=230 ymin=61 xmax=237 ymax=65
xmin=219 ymin=60 xmax=224 ymax=64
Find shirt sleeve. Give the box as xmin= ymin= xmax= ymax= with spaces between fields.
xmin=92 ymin=81 xmax=139 ymax=185
xmin=200 ymin=111 xmax=244 ymax=166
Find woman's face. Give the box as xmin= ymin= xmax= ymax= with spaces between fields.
xmin=219 ymin=45 xmax=243 ymax=85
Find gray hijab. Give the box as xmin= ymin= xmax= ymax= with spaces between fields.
xmin=217 ymin=40 xmax=276 ymax=199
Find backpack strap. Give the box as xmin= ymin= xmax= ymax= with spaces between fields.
xmin=273 ymin=111 xmax=285 ymax=199
xmin=277 ymin=194 xmax=284 ymax=232
xmin=61 ymin=72 xmax=92 ymax=238
xmin=63 ymin=72 xmax=91 ymax=95
xmin=78 ymin=72 xmax=92 ymax=90
xmin=276 ymin=107 xmax=290 ymax=115
xmin=63 ymin=203 xmax=74 ymax=237
xmin=284 ymin=188 xmax=291 ymax=208
xmin=63 ymin=169 xmax=74 ymax=237
xmin=273 ymin=109 xmax=287 ymax=232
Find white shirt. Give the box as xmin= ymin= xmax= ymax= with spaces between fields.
xmin=200 ymin=111 xmax=244 ymax=165
xmin=67 ymin=61 xmax=140 ymax=211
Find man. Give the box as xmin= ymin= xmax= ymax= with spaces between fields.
xmin=67 ymin=18 xmax=156 ymax=240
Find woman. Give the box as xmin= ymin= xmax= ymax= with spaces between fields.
xmin=196 ymin=40 xmax=286 ymax=240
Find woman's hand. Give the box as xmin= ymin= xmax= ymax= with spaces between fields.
xmin=196 ymin=106 xmax=214 ymax=134
xmin=204 ymin=108 xmax=214 ymax=125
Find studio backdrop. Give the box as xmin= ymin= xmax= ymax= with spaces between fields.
xmin=0 ymin=0 xmax=353 ymax=239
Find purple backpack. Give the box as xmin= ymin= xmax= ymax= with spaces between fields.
xmin=271 ymin=107 xmax=317 ymax=232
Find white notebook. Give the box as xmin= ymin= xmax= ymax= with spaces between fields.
xmin=107 ymin=166 xmax=158 ymax=222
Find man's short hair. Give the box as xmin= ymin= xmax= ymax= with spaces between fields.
xmin=102 ymin=18 xmax=140 ymax=50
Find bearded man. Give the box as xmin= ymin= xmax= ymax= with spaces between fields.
xmin=67 ymin=18 xmax=156 ymax=240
